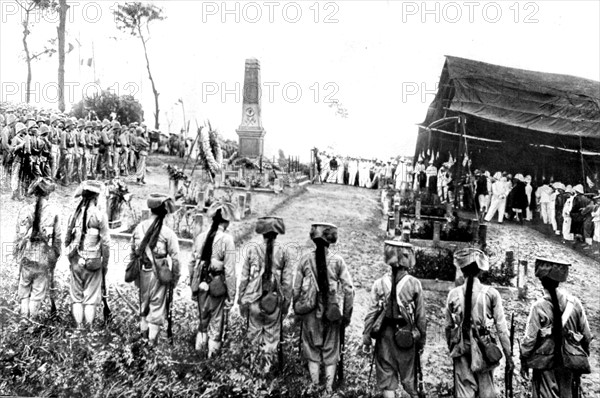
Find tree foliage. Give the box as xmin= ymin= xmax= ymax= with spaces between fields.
xmin=112 ymin=2 xmax=165 ymax=130
xmin=113 ymin=2 xmax=165 ymax=36
xmin=70 ymin=90 xmax=144 ymax=125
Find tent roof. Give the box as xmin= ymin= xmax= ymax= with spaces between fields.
xmin=439 ymin=56 xmax=600 ymax=139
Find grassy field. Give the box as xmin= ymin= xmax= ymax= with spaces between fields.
xmin=1 ymin=159 xmax=598 ymax=397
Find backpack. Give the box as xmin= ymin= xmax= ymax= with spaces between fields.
xmin=294 ymin=267 xmax=318 ymax=315
xmin=561 ymin=297 xmax=591 ymax=374
xmin=259 ymin=270 xmax=281 ymax=315
xmin=387 ymin=275 xmax=417 ymax=349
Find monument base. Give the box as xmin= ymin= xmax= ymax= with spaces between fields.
xmin=236 ymin=128 xmax=266 ymax=158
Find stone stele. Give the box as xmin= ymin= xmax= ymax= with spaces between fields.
xmin=236 ymin=58 xmax=266 ymax=158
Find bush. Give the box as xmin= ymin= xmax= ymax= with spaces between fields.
xmin=71 ymin=90 xmax=144 ymax=125
xmin=412 ymin=248 xmax=456 ymax=281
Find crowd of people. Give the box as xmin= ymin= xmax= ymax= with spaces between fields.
xmin=14 ymin=174 xmax=593 ymax=398
xmin=468 ymin=170 xmax=600 ymax=252
xmin=314 ymin=151 xmax=418 ymax=191
xmin=0 ymin=105 xmax=198 ymax=201
xmin=361 ymin=148 xmax=600 ymax=253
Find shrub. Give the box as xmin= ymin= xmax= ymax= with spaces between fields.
xmin=71 ymin=90 xmax=144 ymax=125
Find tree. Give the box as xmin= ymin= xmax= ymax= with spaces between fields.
xmin=18 ymin=0 xmax=57 ymax=103
xmin=56 ymin=0 xmax=68 ymax=112
xmin=113 ymin=2 xmax=165 ymax=130
xmin=71 ymin=90 xmax=144 ymax=126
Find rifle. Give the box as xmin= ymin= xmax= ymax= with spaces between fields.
xmin=49 ymin=267 xmax=57 ymax=316
xmin=220 ymin=307 xmax=230 ymax=348
xmin=572 ymin=374 xmax=581 ymax=398
xmin=101 ymin=270 xmax=111 ymax=326
xmin=506 ymin=314 xmax=515 ymax=398
xmin=166 ymin=283 xmax=174 ymax=344
xmin=337 ymin=322 xmax=346 ymax=384
xmin=278 ymin=263 xmax=286 ymax=372
xmin=299 ymin=322 xmax=303 ymax=357
xmin=367 ymin=343 xmax=376 ymax=398
xmin=416 ymin=348 xmax=426 ymax=398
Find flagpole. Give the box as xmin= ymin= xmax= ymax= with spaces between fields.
xmin=92 ymin=41 xmax=96 ymax=83
xmin=579 ymin=136 xmax=585 ymax=187
xmin=78 ymin=31 xmax=81 ymax=82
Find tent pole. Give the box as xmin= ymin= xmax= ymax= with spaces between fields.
xmin=454 ymin=116 xmax=464 ymax=207
xmin=579 ymin=136 xmax=586 ymax=186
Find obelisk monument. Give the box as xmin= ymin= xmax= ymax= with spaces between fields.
xmin=236 ymin=58 xmax=266 ymax=158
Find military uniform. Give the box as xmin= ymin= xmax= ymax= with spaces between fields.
xmin=14 ymin=178 xmax=61 ymax=317
xmin=98 ymin=124 xmax=112 ymax=179
xmin=238 ymin=217 xmax=293 ymax=370
xmin=58 ymin=121 xmax=75 ymax=185
xmin=363 ymin=241 xmax=426 ymax=398
xmin=445 ymin=248 xmax=512 ymax=398
xmin=293 ymin=223 xmax=354 ymax=392
xmin=135 ymin=130 xmax=149 ymax=184
xmin=190 ymin=201 xmax=237 ymax=356
xmin=131 ymin=195 xmax=180 ymax=344
xmin=520 ymin=259 xmax=593 ymax=398
xmin=65 ymin=180 xmax=111 ymax=328
xmin=10 ymin=124 xmax=28 ymax=199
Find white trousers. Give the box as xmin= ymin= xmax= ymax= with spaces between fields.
xmin=478 ymin=194 xmax=490 ymax=213
xmin=485 ymin=196 xmax=506 ymax=222
xmin=563 ymin=216 xmax=573 ymax=240
xmin=540 ymin=202 xmax=552 ymax=224
xmin=348 ymin=169 xmax=357 ymax=186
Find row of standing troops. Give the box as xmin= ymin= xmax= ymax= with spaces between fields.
xmin=16 ymin=177 xmax=593 ymax=398
xmin=1 ymin=114 xmax=150 ymax=200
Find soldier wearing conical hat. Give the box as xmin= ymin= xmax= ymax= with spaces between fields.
xmin=65 ymin=180 xmax=111 ymax=329
xmin=363 ymin=241 xmax=427 ymax=398
xmin=238 ymin=217 xmax=293 ymax=372
xmin=130 ymin=193 xmax=181 ymax=345
xmin=520 ymin=258 xmax=592 ymax=398
xmin=14 ymin=177 xmax=61 ymax=318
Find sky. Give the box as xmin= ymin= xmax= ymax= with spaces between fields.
xmin=1 ymin=0 xmax=599 ymax=161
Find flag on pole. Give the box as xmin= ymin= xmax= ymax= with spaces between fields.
xmin=586 ymin=176 xmax=594 ymax=188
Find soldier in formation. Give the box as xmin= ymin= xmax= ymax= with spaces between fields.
xmin=520 ymin=258 xmax=592 ymax=398
xmin=293 ymin=222 xmax=354 ymax=393
xmin=0 ymin=107 xmax=189 ymax=200
xmin=131 ymin=193 xmax=181 ymax=345
xmin=445 ymin=248 xmax=514 ymax=398
xmin=363 ymin=241 xmax=427 ymax=398
xmin=14 ymin=177 xmax=61 ymax=318
xmin=189 ymin=200 xmax=237 ymax=357
xmin=65 ymin=180 xmax=111 ymax=329
xmin=238 ymin=216 xmax=293 ymax=372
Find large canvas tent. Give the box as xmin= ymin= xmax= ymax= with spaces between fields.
xmin=415 ymin=56 xmax=600 ymax=186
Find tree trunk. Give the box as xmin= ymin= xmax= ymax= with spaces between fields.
xmin=138 ymin=28 xmax=160 ymax=130
xmin=57 ymin=0 xmax=69 ymax=112
xmin=22 ymin=13 xmax=32 ymax=103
